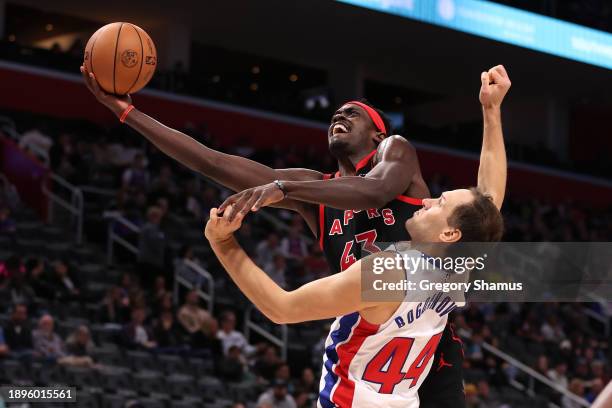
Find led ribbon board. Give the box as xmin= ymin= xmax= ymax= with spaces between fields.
xmin=337 ymin=0 xmax=612 ymax=70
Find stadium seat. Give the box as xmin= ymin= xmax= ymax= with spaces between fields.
xmin=126 ymin=350 xmax=160 ymax=371
xmin=64 ymin=366 xmax=99 ymax=389
xmin=101 ymin=394 xmax=125 ymax=408
xmin=0 ymin=359 xmax=29 ymax=382
xmin=132 ymin=370 xmax=164 ymax=395
xmin=99 ymin=367 xmax=132 ymax=390
xmin=158 ymin=354 xmax=187 ymax=374
xmin=166 ymin=373 xmax=197 ymax=396
xmin=197 ymin=376 xmax=225 ymax=397
xmin=70 ymin=390 xmax=99 ymax=408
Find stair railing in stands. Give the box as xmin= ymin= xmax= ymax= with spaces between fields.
xmin=41 ymin=173 xmax=84 ymax=244
xmin=104 ymin=212 xmax=141 ymax=265
xmin=173 ymin=259 xmax=215 ymax=314
xmin=243 ymin=304 xmax=288 ymax=361
xmin=458 ymin=328 xmax=590 ymax=407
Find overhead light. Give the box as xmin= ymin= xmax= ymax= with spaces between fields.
xmin=249 ymin=83 xmax=259 ymax=91
xmin=289 ymin=74 xmax=298 ymax=82
xmin=45 ymin=23 xmax=54 ymax=32
xmin=251 ymin=66 xmax=260 ymax=74
xmin=8 ymin=34 xmax=16 ymax=42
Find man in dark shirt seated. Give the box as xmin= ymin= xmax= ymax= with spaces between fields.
xmin=3 ymin=304 xmax=33 ymax=359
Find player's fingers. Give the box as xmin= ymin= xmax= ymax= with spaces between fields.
xmin=494 ymin=64 xmax=509 ymax=79
xmin=209 ymin=207 xmax=218 ymax=221
xmin=481 ymin=72 xmax=490 ymax=90
xmin=229 ymin=193 xmax=250 ymax=221
xmin=218 ymin=195 xmax=236 ymax=213
xmin=223 ymin=204 xmax=234 ymax=221
xmin=252 ymin=195 xmax=266 ymax=212
xmin=488 ymin=68 xmax=503 ymax=84
xmin=241 ymin=193 xmax=259 ymax=215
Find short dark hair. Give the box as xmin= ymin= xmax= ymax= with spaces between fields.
xmin=447 ymin=188 xmax=504 ymax=242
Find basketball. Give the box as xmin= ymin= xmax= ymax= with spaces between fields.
xmin=83 ymin=22 xmax=157 ymax=95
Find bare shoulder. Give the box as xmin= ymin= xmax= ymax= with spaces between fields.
xmin=374 ymin=135 xmax=416 ymax=164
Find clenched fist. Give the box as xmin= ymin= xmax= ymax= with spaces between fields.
xmin=479 ymin=65 xmax=511 ymax=109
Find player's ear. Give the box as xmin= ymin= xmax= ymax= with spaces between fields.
xmin=373 ymin=132 xmax=386 ymax=144
xmin=439 ymin=227 xmax=461 ymax=243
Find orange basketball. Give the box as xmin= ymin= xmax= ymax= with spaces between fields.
xmin=84 ymin=22 xmax=157 ymax=95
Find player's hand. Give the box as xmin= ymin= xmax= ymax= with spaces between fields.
xmin=218 ymin=182 xmax=284 ymax=221
xmin=205 ymin=206 xmax=245 ymax=243
xmin=80 ymin=65 xmax=132 ymax=118
xmin=479 ymin=65 xmax=511 ymax=109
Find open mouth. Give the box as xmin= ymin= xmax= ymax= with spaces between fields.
xmin=331 ymin=122 xmax=350 ymax=135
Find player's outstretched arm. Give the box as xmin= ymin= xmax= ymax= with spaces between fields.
xmin=206 ymin=206 xmax=387 ymax=324
xmin=477 ymin=65 xmax=511 ymax=210
xmin=80 ymin=66 xmax=323 ymax=194
xmin=219 ymin=136 xmax=429 ymax=219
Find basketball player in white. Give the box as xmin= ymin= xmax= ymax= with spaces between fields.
xmin=205 ymin=66 xmax=510 ymax=407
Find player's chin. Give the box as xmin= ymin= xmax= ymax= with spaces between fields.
xmin=328 ymin=137 xmax=351 ymax=156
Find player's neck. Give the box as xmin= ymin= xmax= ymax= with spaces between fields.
xmin=336 ymin=146 xmax=377 ymax=176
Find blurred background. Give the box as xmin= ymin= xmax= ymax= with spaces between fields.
xmin=0 ymin=0 xmax=610 ymax=407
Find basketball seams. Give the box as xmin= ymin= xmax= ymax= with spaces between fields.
xmin=126 ymin=24 xmax=144 ymax=95
xmin=113 ymin=22 xmax=125 ymax=95
xmin=89 ymin=31 xmax=100 ymax=75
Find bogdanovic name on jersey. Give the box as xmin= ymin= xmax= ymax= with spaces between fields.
xmin=393 ymin=291 xmax=459 ymax=329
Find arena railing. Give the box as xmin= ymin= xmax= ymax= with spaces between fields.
xmin=104 ymin=211 xmax=141 ymax=265
xmin=243 ymin=304 xmax=288 ymax=361
xmin=458 ymin=328 xmax=590 ymax=407
xmin=41 ymin=173 xmax=84 ymax=245
xmin=173 ymin=259 xmax=215 ymax=314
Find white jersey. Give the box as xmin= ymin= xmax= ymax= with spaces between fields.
xmin=318 ymin=246 xmax=466 ymax=408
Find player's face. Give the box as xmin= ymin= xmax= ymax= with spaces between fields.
xmin=328 ymin=104 xmax=379 ymax=156
xmin=405 ymin=189 xmax=474 ymax=243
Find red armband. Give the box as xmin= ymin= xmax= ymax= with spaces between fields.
xmin=119 ymin=105 xmax=135 ymax=123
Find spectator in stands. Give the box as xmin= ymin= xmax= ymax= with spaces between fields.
xmin=476 ymin=379 xmax=501 ymax=408
xmin=123 ymin=306 xmax=157 ymax=350
xmin=0 ymin=327 xmax=9 ymax=358
xmin=264 ymin=254 xmax=287 ymax=288
xmin=586 ymin=378 xmax=605 ymax=403
xmin=3 ymin=304 xmax=33 ymax=357
xmin=562 ymin=378 xmax=586 ymax=408
xmin=217 ymin=344 xmax=247 ymax=382
xmin=295 ymin=367 xmax=317 ymax=397
xmin=0 ymin=256 xmax=24 ymax=289
xmin=26 ymin=258 xmax=53 ymax=300
xmin=152 ymin=275 xmax=168 ymax=309
xmin=177 ymin=290 xmax=214 ymax=344
xmin=279 ymin=225 xmax=308 ymax=262
xmin=541 ymin=314 xmax=566 ymax=343
xmin=174 ymin=245 xmax=204 ymax=287
xmin=49 ymin=133 xmax=76 ymax=179
xmin=0 ymin=206 xmax=16 ymax=235
xmin=236 ymin=222 xmax=257 ymax=257
xmin=101 ymin=286 xmax=131 ymax=323
xmin=137 ymin=206 xmax=166 ymax=283
xmin=7 ymin=270 xmax=36 ymax=307
xmin=32 ymin=314 xmax=65 ymax=360
xmin=256 ymin=379 xmax=297 ymax=408
xmin=0 ymin=173 xmax=20 ymax=210
xmin=217 ymin=310 xmax=255 ymax=356
xmin=548 ymin=360 xmax=569 ymax=389
xmin=18 ymin=126 xmax=53 ymax=160
xmin=122 ymin=153 xmax=150 ymax=191
xmin=150 ymin=164 xmax=178 ymax=198
xmin=65 ymin=325 xmax=95 ymax=359
xmin=50 ymin=259 xmax=81 ymax=301
xmin=152 ymin=310 xmax=183 ymax=353
xmin=254 ymin=344 xmax=282 ymax=382
xmin=274 ymin=363 xmax=293 ymax=393
xmin=255 ymin=232 xmax=280 ymax=267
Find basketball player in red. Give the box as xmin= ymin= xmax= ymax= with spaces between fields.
xmin=80 ymin=64 xmax=510 ymax=407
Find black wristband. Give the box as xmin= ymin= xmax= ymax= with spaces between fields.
xmin=273 ymin=180 xmax=287 ymax=198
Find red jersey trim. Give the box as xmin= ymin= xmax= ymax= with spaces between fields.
xmin=318 ymin=173 xmax=333 ymax=250
xmin=332 ymin=316 xmax=380 ymax=407
xmin=396 ymin=195 xmax=423 ymax=206
xmin=355 ymin=149 xmax=377 ymax=172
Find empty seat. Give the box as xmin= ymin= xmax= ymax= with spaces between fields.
xmin=99 ymin=367 xmax=132 ymax=391
xmin=64 ymin=366 xmax=99 ymax=389
xmin=198 ymin=376 xmax=225 ymax=397
xmin=158 ymin=354 xmax=186 ymax=374
xmin=0 ymin=359 xmax=29 ymax=382
xmin=72 ymin=390 xmax=99 ymax=408
xmin=167 ymin=373 xmax=196 ymax=396
xmin=132 ymin=370 xmax=164 ymax=395
xmin=101 ymin=394 xmax=125 ymax=408
xmin=126 ymin=350 xmax=160 ymax=371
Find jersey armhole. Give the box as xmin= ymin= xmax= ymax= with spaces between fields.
xmin=318 ymin=173 xmax=333 ymax=250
